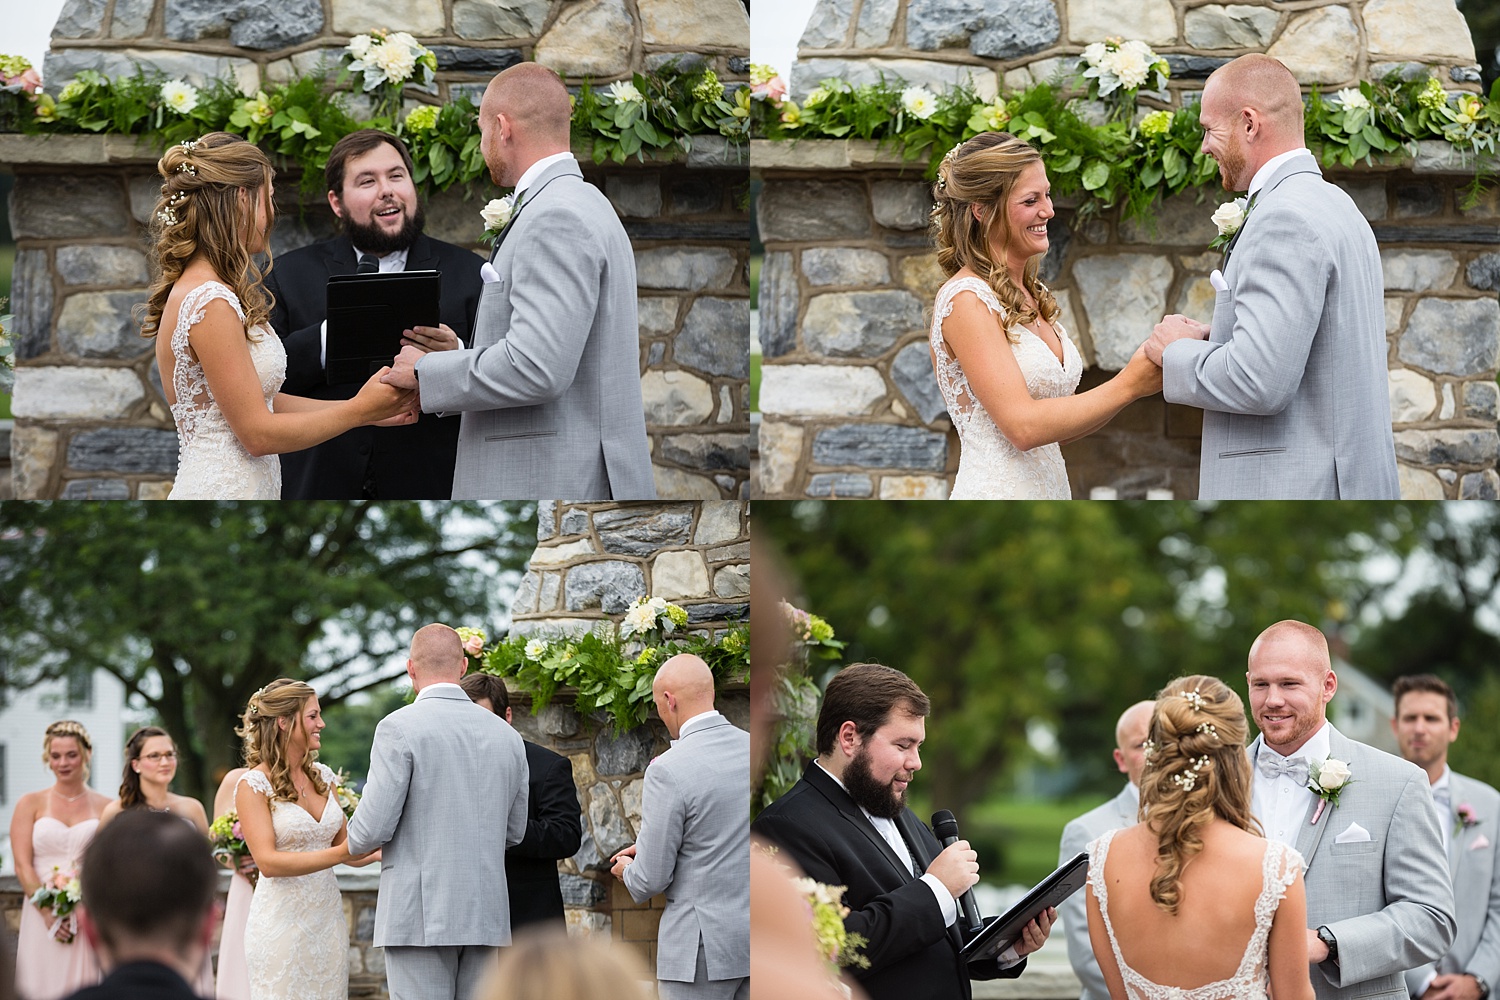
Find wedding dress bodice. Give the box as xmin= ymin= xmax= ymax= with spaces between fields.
xmin=930 ymin=275 xmax=1082 ymax=499
xmin=167 ymin=281 xmax=284 ymax=499
xmin=1088 ymin=829 xmax=1302 ymax=1000
xmin=240 ymin=764 xmax=349 ymax=1000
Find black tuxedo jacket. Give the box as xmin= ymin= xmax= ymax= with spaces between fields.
xmin=752 ymin=762 xmax=1024 ymax=1000
xmin=63 ymin=961 xmax=206 ymax=1000
xmin=265 ymin=232 xmax=484 ymax=499
xmin=507 ymin=740 xmax=584 ymax=931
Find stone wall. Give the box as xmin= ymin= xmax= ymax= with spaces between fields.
xmin=752 ymin=0 xmax=1499 ymax=499
xmin=5 ymin=0 xmax=751 ymax=500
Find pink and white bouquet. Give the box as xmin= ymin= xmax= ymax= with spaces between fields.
xmin=209 ymin=810 xmax=258 ymax=887
xmin=30 ymin=865 xmax=83 ymax=943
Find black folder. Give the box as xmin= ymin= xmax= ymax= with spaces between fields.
xmin=957 ymin=851 xmax=1088 ymax=962
xmin=325 ymin=269 xmax=441 ymax=384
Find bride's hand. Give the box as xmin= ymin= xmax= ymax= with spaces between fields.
xmin=354 ymin=367 xmax=419 ymax=425
xmin=347 ymin=848 xmax=382 ymax=868
xmin=1120 ymin=343 xmax=1164 ymax=398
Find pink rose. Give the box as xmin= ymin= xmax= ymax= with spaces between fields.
xmin=752 ymin=75 xmax=787 ymax=104
xmin=231 ymin=820 xmax=242 ymax=840
xmin=464 ymin=636 xmax=484 ymax=656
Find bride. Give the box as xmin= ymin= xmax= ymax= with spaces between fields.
xmin=235 ymin=679 xmax=379 ymax=1000
xmin=1086 ymin=676 xmax=1313 ymax=1000
xmin=142 ymin=132 xmax=418 ymax=499
xmin=929 ymin=132 xmax=1163 ymax=499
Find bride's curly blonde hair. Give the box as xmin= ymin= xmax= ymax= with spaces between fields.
xmin=931 ymin=131 xmax=1058 ymax=343
xmin=236 ymin=679 xmax=328 ymax=805
xmin=140 ymin=131 xmax=276 ymax=340
xmin=1138 ymin=675 xmax=1260 ymax=915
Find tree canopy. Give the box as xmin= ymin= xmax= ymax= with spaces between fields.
xmin=0 ymin=501 xmax=536 ymax=805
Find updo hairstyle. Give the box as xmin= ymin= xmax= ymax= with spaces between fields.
xmin=236 ymin=678 xmax=328 ymax=805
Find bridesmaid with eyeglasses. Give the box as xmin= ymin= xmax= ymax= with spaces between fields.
xmin=98 ymin=726 xmax=210 ymax=833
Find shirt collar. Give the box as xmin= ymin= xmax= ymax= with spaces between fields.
xmin=1432 ymin=764 xmax=1452 ymax=792
xmin=351 ymin=245 xmax=409 ymax=270
xmin=676 ymin=710 xmax=722 ymax=740
xmin=513 ymin=151 xmax=576 ymax=198
xmin=1260 ymin=720 xmax=1332 ymax=764
xmin=1248 ymin=147 xmax=1314 ymax=199
xmin=414 ymin=681 xmax=464 ymax=701
xmin=1124 ymin=781 xmax=1140 ymax=807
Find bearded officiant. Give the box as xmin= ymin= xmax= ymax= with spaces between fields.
xmin=266 ymin=129 xmax=483 ymax=499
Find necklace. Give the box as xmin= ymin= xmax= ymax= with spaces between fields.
xmin=52 ymin=786 xmax=87 ymax=802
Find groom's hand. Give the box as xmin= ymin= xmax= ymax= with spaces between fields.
xmin=1146 ymin=314 xmax=1211 ymax=365
xmin=1306 ymin=927 xmax=1330 ymax=964
xmin=401 ymin=323 xmax=461 ymax=353
xmin=382 ymin=345 xmax=423 ymax=391
xmin=609 ymin=844 xmax=637 ymax=881
xmin=1425 ymin=975 xmax=1484 ymax=1000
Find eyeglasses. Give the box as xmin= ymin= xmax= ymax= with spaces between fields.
xmin=141 ymin=751 xmax=178 ymax=762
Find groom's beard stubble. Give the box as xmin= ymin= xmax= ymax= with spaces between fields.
xmin=344 ymin=201 xmax=427 ymax=255
xmin=844 ymin=748 xmax=912 ymax=820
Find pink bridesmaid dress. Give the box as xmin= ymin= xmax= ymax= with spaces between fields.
xmin=215 ymin=870 xmax=254 ymax=1000
xmin=15 ymin=816 xmax=103 ymax=1000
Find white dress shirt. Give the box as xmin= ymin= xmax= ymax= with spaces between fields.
xmin=414 ymin=680 xmax=464 ymax=701
xmin=1247 ymin=147 xmax=1314 ymax=200
xmin=1430 ymin=764 xmax=1453 ymax=857
xmin=1252 ymin=721 xmax=1332 ymax=846
xmin=672 ymin=709 xmax=723 ymax=746
xmin=318 ymin=245 xmax=410 ymax=367
xmin=512 ymin=151 xmax=576 ymax=201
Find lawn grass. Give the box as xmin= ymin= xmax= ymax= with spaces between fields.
xmin=749 ymin=252 xmax=760 ymax=310
xmin=749 ymin=353 xmax=760 ymax=413
xmin=963 ymin=794 xmax=1114 ymax=887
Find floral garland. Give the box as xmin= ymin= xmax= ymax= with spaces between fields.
xmin=750 ymin=54 xmax=1500 ymax=220
xmin=753 ymin=601 xmax=846 ymax=817
xmin=0 ymin=49 xmax=748 ymax=195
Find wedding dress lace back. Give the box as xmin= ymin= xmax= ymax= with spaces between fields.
xmin=166 ymin=281 xmax=284 ymax=499
xmin=1088 ymin=828 xmax=1302 ymax=1000
xmin=240 ymin=764 xmax=349 ymax=1000
xmin=930 ymin=275 xmax=1083 ymax=499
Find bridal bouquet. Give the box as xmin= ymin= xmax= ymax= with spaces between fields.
xmin=341 ymin=29 xmax=437 ymax=118
xmin=209 ymin=811 xmax=259 ymax=887
xmin=455 ymin=626 xmax=487 ymax=660
xmin=30 ymin=865 xmax=83 ymax=943
xmin=0 ymin=54 xmax=42 ymax=131
xmin=619 ymin=595 xmax=689 ymax=642
xmin=0 ymin=299 xmax=15 ymax=395
xmin=332 ymin=769 xmax=361 ymax=819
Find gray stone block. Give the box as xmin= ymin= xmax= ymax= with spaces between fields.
xmin=570 ymin=816 xmax=601 ymax=869
xmin=585 ymin=784 xmax=632 ymax=852
xmin=57 ymin=291 xmax=153 ymax=361
xmin=636 ymin=248 xmax=734 ymax=290
xmin=646 ymin=341 xmax=666 ymax=366
xmin=453 ymin=0 xmax=551 ymax=39
xmin=594 ymin=506 xmax=694 ymax=555
xmin=669 ymin=178 xmax=719 ymax=215
xmin=538 ymin=572 xmax=561 ymax=611
xmin=595 ymin=729 xmax=653 ymax=775
xmin=906 ymin=0 xmax=1058 ymax=59
xmin=559 ymin=873 xmax=607 ymax=906
xmin=802 ymin=247 xmax=890 ymax=287
xmin=800 ymin=0 xmax=853 ymax=48
xmin=645 ymin=52 xmax=709 ymax=74
xmin=807 ymin=472 xmax=873 ymax=497
xmin=1163 ymin=55 xmax=1232 ymax=79
xmin=562 ymin=560 xmax=645 ymax=614
xmin=447 ymin=82 xmax=489 ymax=106
xmin=56 ymin=246 xmax=150 ymax=287
xmin=67 ymin=427 xmax=179 ymax=473
xmin=559 ymin=507 xmax=591 ymax=536
xmin=1039 ymin=218 xmax=1071 ymax=284
xmin=111 ymin=0 xmax=153 ymax=37
xmin=512 ymin=571 xmax=540 ymax=615
xmin=803 ymin=290 xmax=924 ymax=358
xmin=428 ymin=46 xmax=523 ymax=72
xmin=1394 ymin=428 xmax=1500 ymax=466
xmin=164 ymin=0 xmax=323 ymax=49
xmin=354 ymin=905 xmax=376 ymax=942
xmin=54 ymin=0 xmax=108 ymax=38
xmin=757 ymin=252 xmax=797 ymax=359
xmin=269 ymin=212 xmax=338 ymax=257
xmin=1467 ymin=253 xmax=1500 ymax=290
xmin=661 ymin=433 xmax=750 ymax=471
xmin=727 ymin=56 xmax=750 ymax=74
xmin=872 ymin=180 xmax=932 ymax=231
xmin=812 ymin=423 xmax=947 ymax=470
xmin=855 ymin=0 xmax=898 ymax=47
xmin=675 ymin=297 xmax=750 ymax=378
xmin=11 ymin=175 xmax=130 ymax=241
xmin=606 ymin=175 xmax=663 ymax=219
xmin=537 ymin=500 xmax=557 ymax=539
xmin=1452 ymin=66 xmax=1483 ymax=83
xmin=1464 ymin=380 xmax=1498 ymax=421
xmin=686 ymin=602 xmax=744 ymax=623
xmin=60 ymin=478 xmax=130 ymax=499
xmin=757 ymin=180 xmax=871 ymax=242
xmin=891 ymin=340 xmax=948 ymax=424
xmin=1398 ymin=298 xmax=1500 ymax=377
xmin=12 ymin=250 xmax=55 ymax=361
xmin=538 ymin=703 xmax=580 ymax=737
xmin=1394 ymin=182 xmax=1444 ymax=218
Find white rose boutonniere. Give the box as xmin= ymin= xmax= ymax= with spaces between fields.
xmin=480 ymin=194 xmax=517 ymax=244
xmin=1307 ymin=757 xmax=1353 ymax=824
xmin=1208 ymin=197 xmax=1248 ymax=251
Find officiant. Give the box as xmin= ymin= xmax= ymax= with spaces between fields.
xmin=266 ymin=129 xmax=484 ymax=499
xmin=752 ymin=662 xmax=1053 ymax=1000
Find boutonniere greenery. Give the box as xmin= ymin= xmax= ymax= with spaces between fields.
xmin=1307 ymin=757 xmax=1353 ymax=825
xmin=1456 ymin=802 xmax=1481 ymax=836
xmin=479 ymin=193 xmax=517 ymax=245
xmin=1208 ymin=196 xmax=1249 ymax=251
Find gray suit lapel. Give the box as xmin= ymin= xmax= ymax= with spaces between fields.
xmin=1295 ymin=726 xmax=1350 ymax=871
xmin=1224 ymin=151 xmax=1322 ymax=271
xmin=1448 ymin=772 xmax=1467 ymax=873
xmin=1113 ymin=784 xmax=1138 ymax=828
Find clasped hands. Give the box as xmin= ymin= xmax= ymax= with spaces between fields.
xmin=1143 ymin=314 xmax=1211 ymax=367
xmin=366 ymin=322 xmax=462 ymax=422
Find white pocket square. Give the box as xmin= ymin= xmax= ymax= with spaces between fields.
xmin=1472 ymin=834 xmax=1492 ymax=851
xmin=1209 ymin=268 xmax=1229 ymax=292
xmin=480 ymin=261 xmax=501 ymax=284
xmin=1334 ymin=821 xmax=1371 ymax=844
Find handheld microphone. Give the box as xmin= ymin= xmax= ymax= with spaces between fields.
xmin=931 ymin=809 xmax=985 ymax=937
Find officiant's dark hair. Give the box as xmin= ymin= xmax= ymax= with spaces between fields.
xmin=325 ymin=129 xmax=417 ymax=196
xmin=460 ymin=672 xmax=511 ymax=714
xmin=1392 ymin=674 xmax=1458 ymax=722
xmin=1139 ymin=675 xmax=1257 ymax=915
xmin=81 ymin=809 xmax=216 ymax=954
xmin=816 ymin=663 xmax=930 ymax=756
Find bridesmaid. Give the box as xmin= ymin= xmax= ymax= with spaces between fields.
xmin=212 ymin=764 xmax=254 ymax=1000
xmin=10 ymin=720 xmax=110 ymax=999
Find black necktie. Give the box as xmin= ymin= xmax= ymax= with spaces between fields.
xmin=356 ymin=253 xmax=380 ymax=274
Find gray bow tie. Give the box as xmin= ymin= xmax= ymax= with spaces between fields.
xmin=1257 ymin=752 xmax=1309 ymax=785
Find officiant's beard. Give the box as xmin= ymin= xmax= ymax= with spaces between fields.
xmin=343 ymin=202 xmax=427 ymax=255
xmin=844 ymin=747 xmax=912 ymax=819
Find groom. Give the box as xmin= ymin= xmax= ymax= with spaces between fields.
xmin=347 ymin=624 xmax=530 ymax=1000
xmin=1244 ymin=620 xmax=1453 ymax=1000
xmin=1146 ymin=54 xmax=1399 ymax=499
xmin=381 ymin=62 xmax=655 ymax=500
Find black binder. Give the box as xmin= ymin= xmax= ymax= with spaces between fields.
xmin=957 ymin=851 xmax=1088 ymax=962
xmin=324 ymin=269 xmax=441 ymax=384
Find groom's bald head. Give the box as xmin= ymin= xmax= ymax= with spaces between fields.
xmin=1199 ymin=54 xmax=1305 ymax=190
xmin=409 ymin=623 xmax=467 ymax=687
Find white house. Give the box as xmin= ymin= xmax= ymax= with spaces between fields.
xmin=0 ymin=670 xmax=127 ymax=874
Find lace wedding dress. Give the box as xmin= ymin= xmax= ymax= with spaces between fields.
xmin=167 ymin=281 xmax=285 ymax=499
xmin=1088 ymin=828 xmax=1302 ymax=1000
xmin=240 ymin=766 xmax=348 ymax=1000
xmin=930 ymin=275 xmax=1083 ymax=499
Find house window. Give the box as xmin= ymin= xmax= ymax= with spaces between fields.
xmin=66 ymin=667 xmax=93 ymax=708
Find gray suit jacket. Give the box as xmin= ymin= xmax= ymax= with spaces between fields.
xmin=622 ymin=716 xmax=750 ymax=983
xmin=346 ymin=684 xmax=529 ymax=947
xmin=1163 ymin=151 xmax=1399 ymax=499
xmin=1248 ymin=727 xmax=1454 ymax=1000
xmin=414 ymin=157 xmax=655 ymax=500
xmin=1406 ymin=771 xmax=1500 ymax=996
xmin=1058 ymin=783 xmax=1138 ymax=1000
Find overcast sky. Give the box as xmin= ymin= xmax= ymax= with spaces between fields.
xmin=751 ymin=0 xmax=810 ymax=79
xmin=11 ymin=0 xmax=64 ymax=74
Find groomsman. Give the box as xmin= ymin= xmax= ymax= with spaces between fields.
xmin=610 ymin=655 xmax=750 ymax=999
xmin=1245 ymin=621 xmax=1453 ymax=1000
xmin=752 ymin=662 xmax=1053 ymax=1000
xmin=1392 ymin=675 xmax=1500 ymax=1000
xmin=1057 ymin=700 xmax=1154 ymax=1000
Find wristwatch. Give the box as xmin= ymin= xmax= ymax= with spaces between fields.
xmin=1471 ymin=974 xmax=1490 ymax=1000
xmin=1316 ymin=925 xmax=1339 ymax=965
